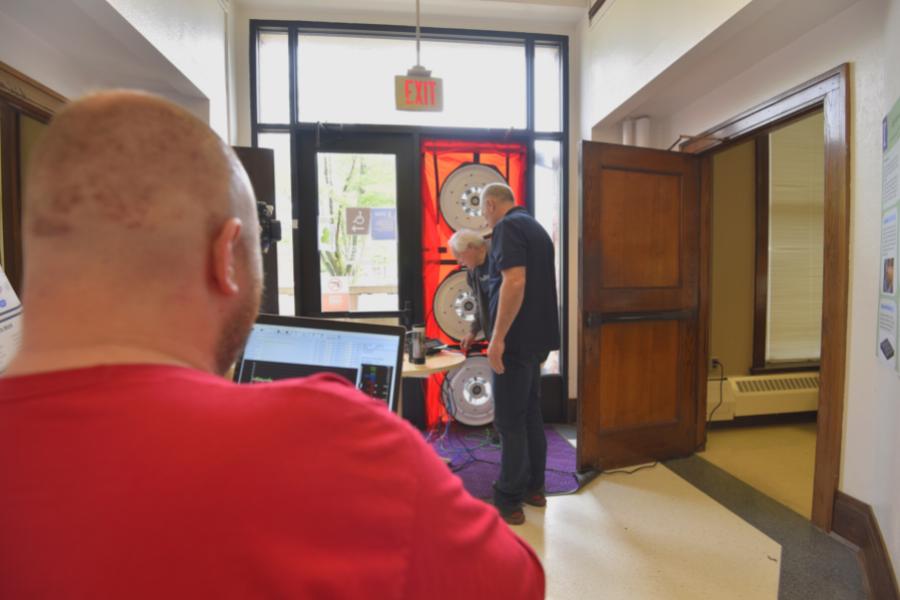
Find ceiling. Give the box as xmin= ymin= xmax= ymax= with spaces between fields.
xmin=233 ymin=0 xmax=588 ymax=25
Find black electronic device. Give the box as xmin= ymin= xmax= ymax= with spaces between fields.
xmin=406 ymin=336 xmax=447 ymax=357
xmin=232 ymin=314 xmax=406 ymax=413
xmin=881 ymin=338 xmax=895 ymax=360
xmin=257 ymin=201 xmax=282 ymax=254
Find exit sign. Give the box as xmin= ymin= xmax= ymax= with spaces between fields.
xmin=395 ymin=75 xmax=443 ymax=112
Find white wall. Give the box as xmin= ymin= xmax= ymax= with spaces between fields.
xmin=106 ymin=0 xmax=231 ymax=140
xmin=580 ymin=0 xmax=753 ymax=133
xmin=0 ymin=9 xmax=97 ymax=100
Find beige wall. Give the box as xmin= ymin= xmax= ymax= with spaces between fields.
xmin=18 ymin=115 xmax=48 ymax=198
xmin=710 ymin=140 xmax=756 ymax=378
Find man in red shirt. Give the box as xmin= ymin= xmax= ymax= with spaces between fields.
xmin=0 ymin=91 xmax=544 ymax=599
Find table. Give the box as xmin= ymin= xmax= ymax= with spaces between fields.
xmin=398 ymin=349 xmax=467 ymax=417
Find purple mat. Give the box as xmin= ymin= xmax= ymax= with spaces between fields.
xmin=427 ymin=425 xmax=579 ymax=499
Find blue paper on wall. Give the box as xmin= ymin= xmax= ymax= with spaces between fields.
xmin=371 ymin=208 xmax=397 ymax=240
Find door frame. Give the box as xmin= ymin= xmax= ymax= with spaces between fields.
xmin=293 ymin=131 xmax=421 ymax=320
xmin=0 ymin=60 xmax=67 ymax=296
xmin=683 ymin=64 xmax=849 ymax=532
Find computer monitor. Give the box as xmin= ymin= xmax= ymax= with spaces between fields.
xmin=232 ymin=314 xmax=406 ymax=413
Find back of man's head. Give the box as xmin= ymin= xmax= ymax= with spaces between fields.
xmin=481 ymin=183 xmax=515 ymax=206
xmin=13 ymin=91 xmax=262 ymax=376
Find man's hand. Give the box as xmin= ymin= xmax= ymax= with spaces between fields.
xmin=488 ymin=338 xmax=505 ymax=374
xmin=460 ymin=332 xmax=477 ymax=352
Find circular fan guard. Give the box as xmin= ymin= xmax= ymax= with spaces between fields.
xmin=439 ymin=164 xmax=507 ymax=237
xmin=445 ymin=355 xmax=494 ymax=426
xmin=433 ymin=270 xmax=486 ymax=342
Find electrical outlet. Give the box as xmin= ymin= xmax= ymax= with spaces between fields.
xmin=710 ymin=356 xmax=721 ymax=371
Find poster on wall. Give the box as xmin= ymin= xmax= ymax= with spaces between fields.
xmin=0 ymin=266 xmax=23 ymax=375
xmin=877 ymin=95 xmax=900 ymax=373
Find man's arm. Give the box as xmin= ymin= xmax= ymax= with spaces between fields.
xmin=487 ymin=266 xmax=526 ymax=374
xmin=462 ymin=271 xmax=482 ymax=352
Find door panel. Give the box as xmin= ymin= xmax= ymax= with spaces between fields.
xmin=599 ymin=169 xmax=682 ymax=289
xmin=599 ymin=320 xmax=679 ymax=430
xmin=578 ymin=141 xmax=702 ymax=470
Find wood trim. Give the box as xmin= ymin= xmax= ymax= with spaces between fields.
xmin=681 ymin=65 xmax=843 ymax=154
xmin=814 ymin=64 xmax=851 ymax=533
xmin=589 ymin=0 xmax=611 ymax=20
xmin=0 ymin=60 xmax=67 ymax=121
xmin=696 ymin=156 xmax=712 ymax=452
xmin=686 ymin=64 xmax=849 ymax=533
xmin=832 ymin=491 xmax=900 ymax=600
xmin=0 ymin=61 xmax=65 ymax=297
xmin=753 ymin=137 xmax=769 ymax=369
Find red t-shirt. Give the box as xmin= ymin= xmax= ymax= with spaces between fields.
xmin=0 ymin=365 xmax=544 ymax=599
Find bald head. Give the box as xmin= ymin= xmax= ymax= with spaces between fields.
xmin=12 ymin=91 xmax=262 ymax=376
xmin=482 ymin=183 xmax=516 ymax=228
xmin=26 ymin=92 xmax=252 ymax=246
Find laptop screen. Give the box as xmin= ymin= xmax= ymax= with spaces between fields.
xmin=232 ymin=315 xmax=406 ymax=413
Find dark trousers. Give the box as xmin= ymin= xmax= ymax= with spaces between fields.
xmin=492 ymin=350 xmax=548 ymax=507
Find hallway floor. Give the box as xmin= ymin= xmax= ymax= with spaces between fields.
xmin=700 ymin=422 xmax=817 ymax=519
xmin=522 ymin=426 xmax=867 ymax=599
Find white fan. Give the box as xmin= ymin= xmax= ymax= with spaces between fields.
xmin=439 ymin=163 xmax=507 ymax=237
xmin=433 ymin=270 xmax=486 ymax=342
xmin=445 ymin=355 xmax=494 ymax=426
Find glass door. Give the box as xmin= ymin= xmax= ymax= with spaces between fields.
xmin=294 ymin=132 xmax=420 ymax=326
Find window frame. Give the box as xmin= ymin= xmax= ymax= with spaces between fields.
xmin=249 ymin=19 xmax=570 ymax=408
xmin=751 ymin=132 xmax=822 ymax=376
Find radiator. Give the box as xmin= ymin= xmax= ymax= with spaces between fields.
xmin=728 ymin=373 xmax=820 ymax=417
xmin=706 ymin=372 xmax=820 ymax=420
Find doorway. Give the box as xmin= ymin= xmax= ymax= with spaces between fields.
xmin=576 ymin=64 xmax=848 ymax=532
xmin=703 ymin=111 xmax=826 ymax=519
xmin=685 ymin=64 xmax=849 ymax=532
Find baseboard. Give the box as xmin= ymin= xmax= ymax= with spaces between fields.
xmin=832 ymin=491 xmax=900 ymax=600
xmin=708 ymin=411 xmax=817 ymax=430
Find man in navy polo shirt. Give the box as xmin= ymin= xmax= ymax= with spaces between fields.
xmin=482 ymin=183 xmax=560 ymax=525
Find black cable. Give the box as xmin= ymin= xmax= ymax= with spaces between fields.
xmin=708 ymin=359 xmax=725 ymax=426
xmin=591 ymin=360 xmax=727 ymax=478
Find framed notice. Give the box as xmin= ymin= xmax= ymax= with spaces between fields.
xmin=877 ymin=94 xmax=900 ymax=374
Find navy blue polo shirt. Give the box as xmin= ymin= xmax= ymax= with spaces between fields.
xmin=488 ymin=206 xmax=561 ymax=354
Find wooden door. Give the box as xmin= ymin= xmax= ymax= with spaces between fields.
xmin=578 ymin=142 xmax=704 ymax=470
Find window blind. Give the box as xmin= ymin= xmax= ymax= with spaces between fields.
xmin=766 ymin=112 xmax=825 ymax=362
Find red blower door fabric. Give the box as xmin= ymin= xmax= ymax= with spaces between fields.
xmin=419 ymin=139 xmax=527 ymax=427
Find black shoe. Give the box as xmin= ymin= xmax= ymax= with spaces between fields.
xmin=524 ymin=486 xmax=547 ymax=507
xmin=493 ymin=480 xmax=546 ymax=508
xmin=495 ymin=502 xmax=525 ymax=525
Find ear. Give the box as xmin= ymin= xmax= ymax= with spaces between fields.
xmin=212 ymin=218 xmax=243 ymax=296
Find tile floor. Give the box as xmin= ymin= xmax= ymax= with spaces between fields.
xmin=514 ymin=463 xmax=783 ymax=600
xmin=526 ymin=425 xmax=866 ymax=599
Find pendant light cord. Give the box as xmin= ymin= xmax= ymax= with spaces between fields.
xmin=416 ymin=0 xmax=421 ymax=67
